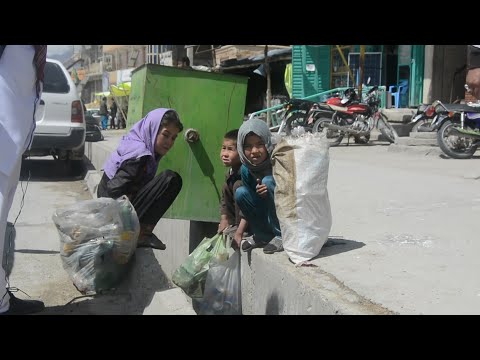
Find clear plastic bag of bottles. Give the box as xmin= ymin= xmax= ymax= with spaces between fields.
xmin=52 ymin=195 xmax=140 ymax=294
xmin=200 ymin=250 xmax=241 ymax=315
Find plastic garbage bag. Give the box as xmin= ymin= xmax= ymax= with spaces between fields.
xmin=172 ymin=233 xmax=229 ymax=298
xmin=52 ymin=195 xmax=140 ymax=294
xmin=200 ymin=250 xmax=241 ymax=315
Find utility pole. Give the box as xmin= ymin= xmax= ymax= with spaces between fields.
xmin=358 ymin=45 xmax=366 ymax=98
xmin=187 ymin=46 xmax=194 ymax=66
xmin=265 ymin=45 xmax=271 ymax=127
xmin=211 ymin=45 xmax=216 ymax=67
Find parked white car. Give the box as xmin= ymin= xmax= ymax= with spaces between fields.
xmin=27 ymin=58 xmax=86 ymax=172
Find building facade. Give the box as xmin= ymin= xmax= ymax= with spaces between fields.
xmin=67 ymin=45 xmax=104 ymax=104
xmin=102 ymin=45 xmax=146 ymax=88
xmin=291 ymin=45 xmax=468 ymax=108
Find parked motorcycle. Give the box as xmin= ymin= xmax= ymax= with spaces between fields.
xmin=276 ymin=98 xmax=334 ymax=135
xmin=312 ymin=85 xmax=398 ymax=146
xmin=409 ymin=103 xmax=438 ymax=132
xmin=409 ymin=100 xmax=464 ymax=133
xmin=278 ymin=87 xmax=360 ymax=136
xmin=325 ymin=87 xmax=359 ymax=107
xmin=431 ymin=101 xmax=480 ymax=159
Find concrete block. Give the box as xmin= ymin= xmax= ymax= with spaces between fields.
xmin=392 ymin=123 xmax=414 ymax=137
xmin=143 ymin=287 xmax=196 ymax=315
xmin=151 ymin=218 xmax=191 ymax=279
xmin=381 ymin=108 xmax=415 ymax=123
xmin=84 ymin=170 xmax=103 ymax=198
xmin=241 ymin=250 xmax=394 ymax=315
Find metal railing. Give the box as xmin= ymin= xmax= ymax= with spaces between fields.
xmin=248 ymin=86 xmax=387 ymax=127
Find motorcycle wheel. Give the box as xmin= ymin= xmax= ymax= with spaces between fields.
xmin=411 ymin=119 xmax=429 ymax=132
xmin=313 ymin=118 xmax=344 ymax=146
xmin=437 ymin=120 xmax=478 ymax=159
xmin=284 ymin=112 xmax=308 ymax=135
xmin=378 ymin=114 xmax=398 ymax=143
xmin=354 ymin=134 xmax=370 ymax=144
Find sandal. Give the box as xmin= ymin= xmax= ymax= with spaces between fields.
xmin=137 ymin=233 xmax=166 ymax=250
xmin=263 ymin=236 xmax=284 ymax=254
xmin=241 ymin=236 xmax=267 ymax=252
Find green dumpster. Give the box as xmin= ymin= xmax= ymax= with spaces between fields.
xmin=127 ymin=64 xmax=248 ymax=222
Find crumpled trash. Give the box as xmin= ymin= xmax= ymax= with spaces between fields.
xmin=52 ymin=196 xmax=140 ymax=294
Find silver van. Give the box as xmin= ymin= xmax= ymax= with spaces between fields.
xmin=27 ymin=58 xmax=86 ymax=170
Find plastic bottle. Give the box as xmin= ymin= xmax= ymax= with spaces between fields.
xmin=211 ymin=286 xmax=225 ymax=313
xmin=113 ymin=204 xmax=135 ymax=264
xmin=120 ymin=204 xmax=133 ymax=231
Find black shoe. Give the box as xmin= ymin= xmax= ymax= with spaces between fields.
xmin=1 ymin=290 xmax=45 ymax=315
xmin=137 ymin=233 xmax=166 ymax=250
xmin=263 ymin=236 xmax=284 ymax=254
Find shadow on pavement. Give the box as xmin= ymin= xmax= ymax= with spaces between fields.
xmin=311 ymin=236 xmax=366 ymax=260
xmin=439 ymin=154 xmax=480 ymax=160
xmin=14 ymin=249 xmax=59 ymax=255
xmin=40 ymin=248 xmax=170 ymax=315
xmin=265 ymin=292 xmax=283 ymax=315
xmin=3 ymin=222 xmax=15 ymax=278
xmin=20 ymin=157 xmax=92 ymax=182
xmin=335 ymin=141 xmax=391 ymax=147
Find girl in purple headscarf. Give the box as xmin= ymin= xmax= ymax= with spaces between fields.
xmin=97 ymin=108 xmax=183 ymax=250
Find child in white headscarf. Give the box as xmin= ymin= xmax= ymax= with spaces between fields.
xmin=235 ymin=118 xmax=283 ymax=254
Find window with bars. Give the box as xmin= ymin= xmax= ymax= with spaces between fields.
xmin=330 ymin=45 xmax=354 ymax=88
xmin=146 ymin=45 xmax=159 ymax=64
xmin=147 ymin=45 xmax=175 ymax=65
xmin=347 ymin=52 xmax=382 ymax=87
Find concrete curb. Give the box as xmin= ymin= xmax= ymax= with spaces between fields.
xmin=387 ymin=144 xmax=443 ymax=157
xmin=241 ymin=249 xmax=395 ymax=315
xmin=143 ymin=287 xmax=197 ymax=315
xmin=84 ymin=170 xmax=102 ymax=199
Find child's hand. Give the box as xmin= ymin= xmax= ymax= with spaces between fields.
xmin=256 ymin=178 xmax=268 ymax=199
xmin=233 ymin=230 xmax=243 ymax=250
xmin=217 ymin=218 xmax=229 ymax=234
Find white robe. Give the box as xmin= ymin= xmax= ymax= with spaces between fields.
xmin=0 ymin=45 xmax=38 ymax=313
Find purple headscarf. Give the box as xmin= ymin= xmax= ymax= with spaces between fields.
xmin=103 ymin=108 xmax=175 ymax=180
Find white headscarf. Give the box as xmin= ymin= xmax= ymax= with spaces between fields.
xmin=237 ymin=118 xmax=273 ymax=177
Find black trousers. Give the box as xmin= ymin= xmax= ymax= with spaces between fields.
xmin=98 ymin=170 xmax=182 ymax=225
xmin=131 ymin=170 xmax=182 ymax=225
xmin=109 ymin=115 xmax=116 ymax=129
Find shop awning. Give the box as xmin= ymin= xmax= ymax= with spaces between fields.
xmin=110 ymin=81 xmax=131 ymax=96
xmin=94 ymin=82 xmax=131 ymax=98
